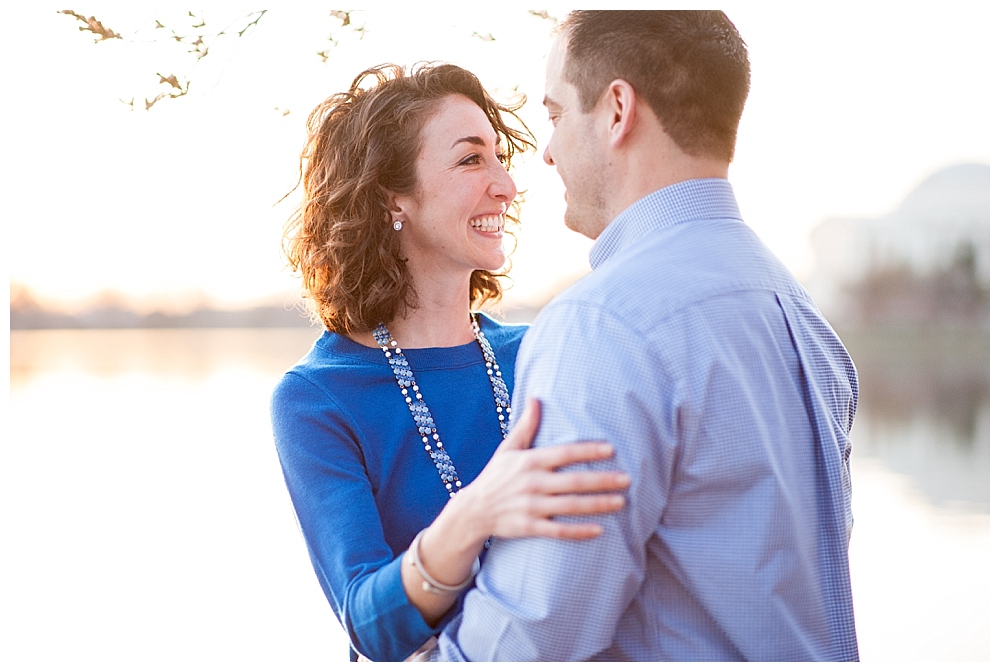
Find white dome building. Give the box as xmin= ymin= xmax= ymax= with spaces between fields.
xmin=808 ymin=163 xmax=989 ymax=323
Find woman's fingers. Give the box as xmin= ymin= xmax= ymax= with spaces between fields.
xmin=529 ymin=470 xmax=631 ymax=495
xmin=475 ymin=398 xmax=632 ymax=542
xmin=529 ymin=493 xmax=627 ymax=518
xmin=491 ymin=492 xmax=626 ymax=540
xmin=514 ymin=518 xmax=606 ymax=540
xmin=524 ymin=440 xmax=617 ymax=470
xmin=509 ymin=494 xmax=628 ymax=538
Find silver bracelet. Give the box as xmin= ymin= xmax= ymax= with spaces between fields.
xmin=406 ymin=528 xmax=481 ymax=596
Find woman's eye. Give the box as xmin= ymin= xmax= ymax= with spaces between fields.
xmin=460 ymin=152 xmax=508 ymax=166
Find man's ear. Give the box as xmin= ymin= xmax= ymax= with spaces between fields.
xmin=604 ymin=79 xmax=638 ymax=148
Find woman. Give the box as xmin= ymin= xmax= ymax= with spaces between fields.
xmin=271 ymin=63 xmax=628 ymax=662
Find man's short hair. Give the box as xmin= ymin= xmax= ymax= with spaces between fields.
xmin=560 ymin=10 xmax=750 ymax=162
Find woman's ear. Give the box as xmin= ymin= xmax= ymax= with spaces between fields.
xmin=382 ymin=188 xmax=408 ymax=224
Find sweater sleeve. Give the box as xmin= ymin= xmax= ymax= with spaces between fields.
xmin=270 ymin=371 xmax=438 ymax=661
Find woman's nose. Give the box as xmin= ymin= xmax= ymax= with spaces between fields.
xmin=491 ymin=162 xmax=517 ymax=202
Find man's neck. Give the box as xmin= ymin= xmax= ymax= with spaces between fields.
xmin=606 ymin=150 xmax=729 ymax=234
xmin=596 ymin=104 xmax=730 ymax=238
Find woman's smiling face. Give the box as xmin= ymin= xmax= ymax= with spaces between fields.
xmin=393 ymin=94 xmax=517 ymax=279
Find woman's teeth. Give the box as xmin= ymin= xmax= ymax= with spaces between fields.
xmin=470 ymin=215 xmax=504 ymax=233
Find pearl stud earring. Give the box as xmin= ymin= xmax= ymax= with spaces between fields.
xmin=393 ymin=221 xmax=403 ymax=231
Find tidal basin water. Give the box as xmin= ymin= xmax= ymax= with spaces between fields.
xmin=6 ymin=328 xmax=990 ymax=667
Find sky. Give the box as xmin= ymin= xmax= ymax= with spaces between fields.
xmin=4 ymin=3 xmax=993 ymax=313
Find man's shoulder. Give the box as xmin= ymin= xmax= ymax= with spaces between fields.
xmin=530 ymin=217 xmax=816 ymax=353
xmin=524 ymin=271 xmax=656 ymax=365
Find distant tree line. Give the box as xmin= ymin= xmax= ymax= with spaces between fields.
xmin=10 ymin=284 xmax=312 ymax=329
xmin=847 ymin=242 xmax=988 ymax=328
xmin=9 ymin=284 xmax=542 ymax=329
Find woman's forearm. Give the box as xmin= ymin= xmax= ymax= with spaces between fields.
xmin=399 ymin=491 xmax=490 ymax=625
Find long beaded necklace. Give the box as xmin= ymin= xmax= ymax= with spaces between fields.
xmin=372 ymin=314 xmax=511 ymax=501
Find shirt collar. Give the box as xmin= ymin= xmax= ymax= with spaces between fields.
xmin=589 ymin=178 xmax=743 ymax=269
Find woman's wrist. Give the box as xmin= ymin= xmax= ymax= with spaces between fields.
xmin=397 ymin=490 xmax=490 ymax=626
xmin=441 ymin=484 xmax=494 ymax=549
xmin=407 ymin=528 xmax=480 ymax=595
xmin=417 ymin=492 xmax=490 ymax=583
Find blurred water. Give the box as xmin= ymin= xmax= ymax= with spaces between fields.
xmin=6 ymin=329 xmax=346 ymax=670
xmin=5 ymin=328 xmax=990 ymax=666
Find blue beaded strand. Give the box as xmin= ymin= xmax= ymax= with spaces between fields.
xmin=373 ymin=315 xmax=511 ymax=502
xmin=472 ymin=317 xmax=512 ymax=437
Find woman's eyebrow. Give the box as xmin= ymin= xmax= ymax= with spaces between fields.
xmin=451 ymin=134 xmax=502 ymax=148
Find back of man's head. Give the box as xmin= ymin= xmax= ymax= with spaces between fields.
xmin=559 ymin=10 xmax=750 ymax=163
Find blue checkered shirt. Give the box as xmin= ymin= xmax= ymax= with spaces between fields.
xmin=433 ymin=179 xmax=859 ymax=661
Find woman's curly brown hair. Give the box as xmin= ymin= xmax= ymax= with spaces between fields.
xmin=283 ymin=62 xmax=535 ymax=334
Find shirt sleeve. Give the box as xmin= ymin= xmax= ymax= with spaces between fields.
xmin=433 ymin=299 xmax=676 ymax=661
xmin=270 ymin=371 xmax=438 ymax=661
xmin=774 ymin=292 xmax=859 ymax=543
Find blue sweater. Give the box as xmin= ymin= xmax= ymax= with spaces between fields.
xmin=271 ymin=314 xmax=526 ymax=661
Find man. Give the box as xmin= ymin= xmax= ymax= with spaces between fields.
xmin=432 ymin=10 xmax=859 ymax=661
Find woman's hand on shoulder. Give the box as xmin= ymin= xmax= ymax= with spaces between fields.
xmin=401 ymin=398 xmax=628 ymax=625
xmin=457 ymin=398 xmax=629 ymax=541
